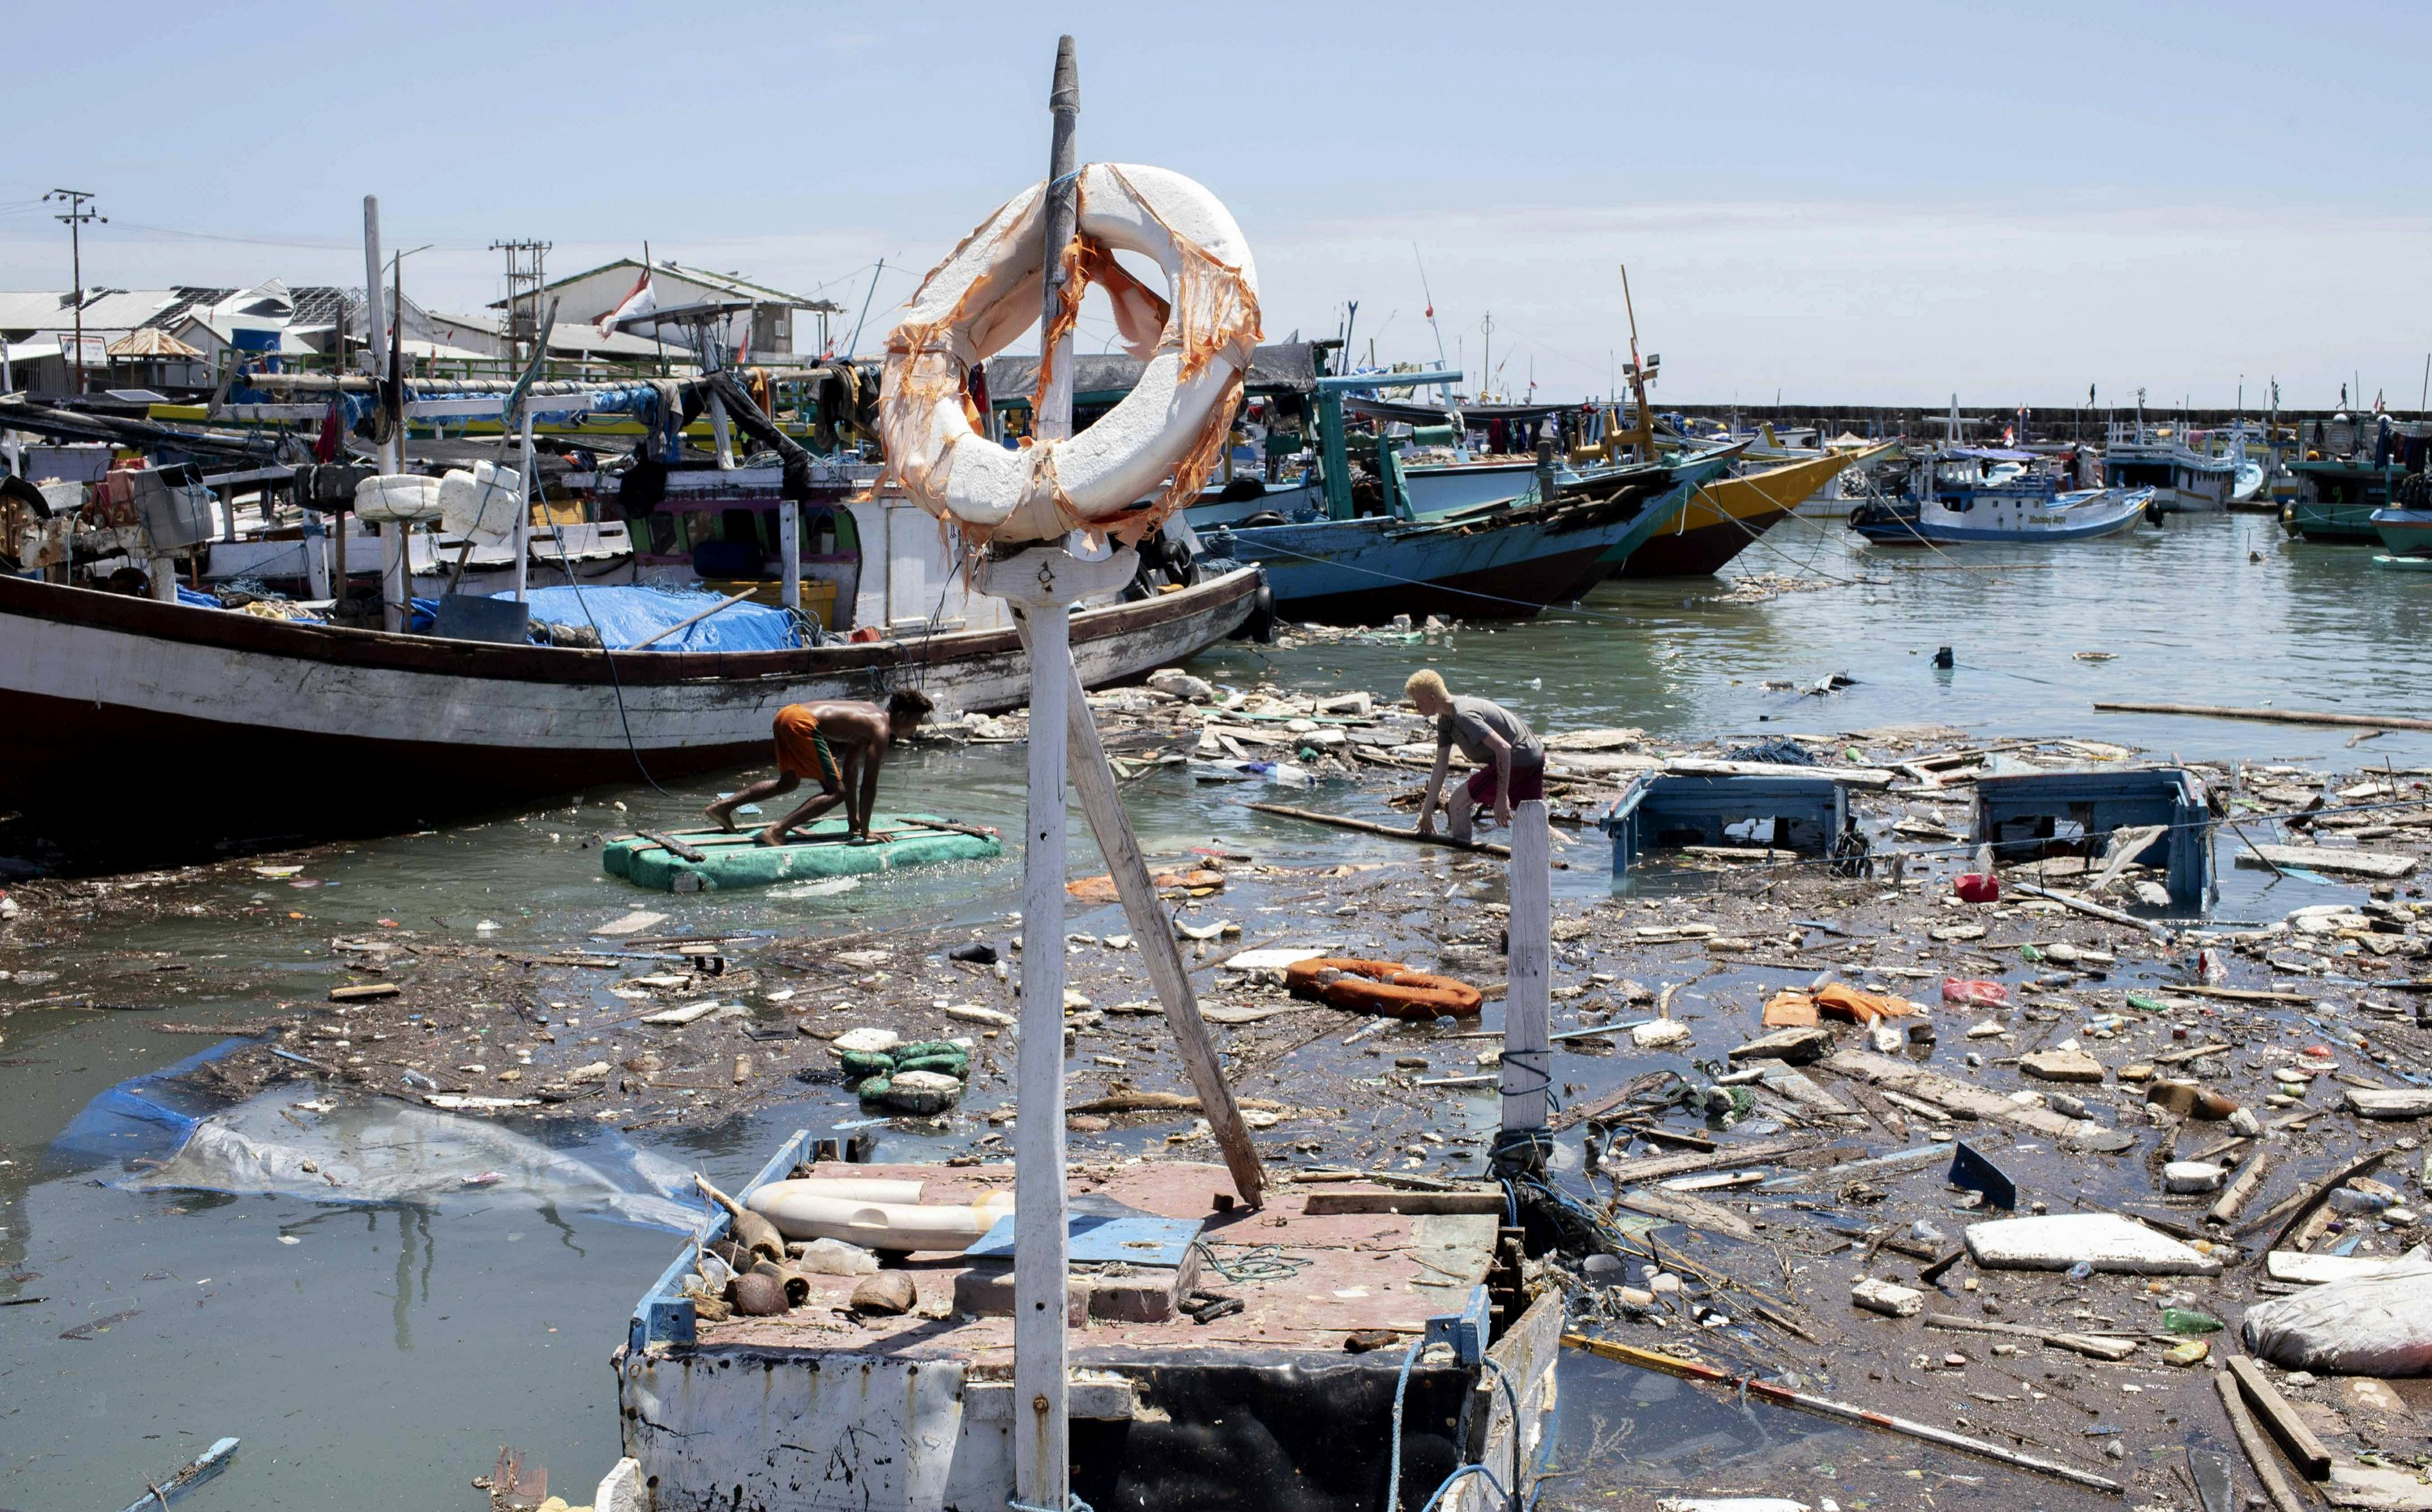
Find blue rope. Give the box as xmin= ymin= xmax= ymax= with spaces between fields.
xmin=1419 ymin=1464 xmax=1509 ymax=1512
xmin=1385 ymin=1336 xmax=1424 ymax=1512
xmin=1008 ymin=1496 xmax=1094 ymax=1512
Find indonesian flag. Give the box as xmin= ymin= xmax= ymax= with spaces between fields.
xmin=596 ymin=265 xmax=657 ymax=338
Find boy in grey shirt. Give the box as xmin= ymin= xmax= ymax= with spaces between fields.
xmin=1404 ymin=668 xmax=1544 ymax=842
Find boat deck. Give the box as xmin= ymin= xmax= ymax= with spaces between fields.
xmin=697 ymin=1160 xmax=1501 ymax=1355
xmin=617 ymin=1146 xmax=1554 ymax=1512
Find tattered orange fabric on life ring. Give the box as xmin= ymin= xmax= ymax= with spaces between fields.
xmin=1285 ymin=957 xmax=1484 ymax=1020
xmin=877 ymin=163 xmax=1262 ymax=549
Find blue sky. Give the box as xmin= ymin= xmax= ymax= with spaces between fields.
xmin=4 ymin=1 xmax=2425 ymax=407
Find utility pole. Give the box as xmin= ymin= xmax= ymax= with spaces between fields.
xmin=1479 ymin=311 xmax=1493 ymax=403
xmin=45 ymin=190 xmax=105 ymax=396
xmin=490 ymin=239 xmax=552 ymax=366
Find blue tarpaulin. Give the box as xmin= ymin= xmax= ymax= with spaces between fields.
xmin=512 ymin=584 xmax=801 ymax=652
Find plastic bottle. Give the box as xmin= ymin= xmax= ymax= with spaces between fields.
xmin=2162 ymin=1307 xmax=2223 ymax=1334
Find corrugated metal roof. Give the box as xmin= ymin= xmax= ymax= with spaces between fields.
xmin=508 ymin=258 xmax=843 ymax=314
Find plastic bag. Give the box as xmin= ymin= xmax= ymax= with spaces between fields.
xmin=2243 ymin=1264 xmax=2432 ymax=1375
xmin=1942 ymin=978 xmax=2010 ymax=1008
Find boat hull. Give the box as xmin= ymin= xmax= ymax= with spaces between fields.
xmin=2280 ymin=500 xmax=2384 ymax=542
xmin=1210 ymin=514 xmax=1626 ymax=624
xmin=2372 ymin=508 xmax=2432 ymax=556
xmin=0 ymin=568 xmax=1258 ymax=840
xmin=1850 ymin=487 xmax=2151 ymax=544
xmin=1620 ymin=452 xmax=1851 ymax=577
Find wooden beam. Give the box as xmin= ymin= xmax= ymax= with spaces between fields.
xmin=2225 ymin=1354 xmax=2331 ymax=1480
xmin=2094 ymin=700 xmax=2432 ymax=734
xmin=1244 ymin=802 xmax=1513 ymax=859
xmin=2214 ymin=1370 xmax=2310 ymax=1512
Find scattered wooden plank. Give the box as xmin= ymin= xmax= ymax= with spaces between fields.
xmin=328 ymin=983 xmax=400 ymax=1002
xmin=1920 ymin=1311 xmax=2139 ymax=1361
xmin=2169 ymin=987 xmax=2313 ymax=1004
xmin=1822 ymin=1049 xmax=2133 ymax=1150
xmin=2208 ymin=1150 xmax=2272 ymax=1225
xmin=1301 ymin=1190 xmax=1505 ymax=1217
xmin=1664 ymin=757 xmax=1898 ymax=789
xmin=2214 ymin=1371 xmax=2309 ymax=1512
xmin=2093 ymin=700 xmax=2432 ymax=734
xmin=1244 ymin=802 xmax=1513 ymax=859
xmin=2225 ymin=1354 xmax=2331 ymax=1480
xmin=1599 ymin=1135 xmax=1821 ymax=1187
xmin=636 ymin=829 xmax=709 ymax=863
xmin=1616 ymin=1186 xmax=1760 ymax=1241
xmin=2006 ymin=879 xmax=2173 ymax=940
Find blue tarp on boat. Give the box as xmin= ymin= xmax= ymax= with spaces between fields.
xmin=511 ymin=585 xmax=801 ymax=652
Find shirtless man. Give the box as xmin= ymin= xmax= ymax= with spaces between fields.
xmin=1404 ymin=668 xmax=1544 ymax=843
xmin=706 ymin=690 xmax=933 ymax=846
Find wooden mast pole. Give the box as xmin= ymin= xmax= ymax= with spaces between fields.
xmin=363 ymin=195 xmax=406 ymax=631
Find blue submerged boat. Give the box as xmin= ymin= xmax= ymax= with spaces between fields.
xmin=1848 ymin=448 xmax=2156 ymax=545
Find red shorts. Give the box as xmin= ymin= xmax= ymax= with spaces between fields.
xmin=1463 ymin=761 xmax=1544 ymax=806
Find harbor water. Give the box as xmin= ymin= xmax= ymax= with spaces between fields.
xmin=2 ymin=512 xmax=2425 ymax=1506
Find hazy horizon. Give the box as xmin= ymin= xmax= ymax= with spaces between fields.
xmin=5 ymin=1 xmax=2424 ymax=410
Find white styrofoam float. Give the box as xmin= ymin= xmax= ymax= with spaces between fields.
xmin=878 ymin=163 xmax=1261 ymax=547
xmin=746 ymin=1177 xmax=1014 ymax=1253
xmin=353 ymin=473 xmax=443 ymax=523
xmin=1962 ymin=1213 xmax=2222 ymax=1275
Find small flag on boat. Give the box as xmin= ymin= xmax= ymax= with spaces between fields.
xmin=597 ymin=265 xmax=658 ymax=338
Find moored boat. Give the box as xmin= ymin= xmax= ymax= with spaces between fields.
xmin=2103 ymin=417 xmax=2236 ymax=512
xmin=1849 ymin=449 xmax=2152 ymax=544
xmin=0 ymin=562 xmax=1260 ymax=840
xmin=2282 ymin=460 xmax=2401 ymax=542
xmin=1617 ymin=448 xmax=1852 ymax=577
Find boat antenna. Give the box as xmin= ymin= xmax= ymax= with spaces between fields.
xmin=1413 ymin=244 xmax=1447 ymax=370
xmin=841 ymin=257 xmax=884 ymax=362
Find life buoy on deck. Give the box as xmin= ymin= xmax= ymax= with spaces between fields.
xmin=879 ymin=164 xmax=1262 ymax=547
xmin=1285 ymin=957 xmax=1484 ymax=1019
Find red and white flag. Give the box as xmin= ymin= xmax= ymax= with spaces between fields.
xmin=596 ymin=265 xmax=657 ymax=338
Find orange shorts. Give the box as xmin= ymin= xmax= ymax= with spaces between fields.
xmin=773 ymin=705 xmax=843 ymax=791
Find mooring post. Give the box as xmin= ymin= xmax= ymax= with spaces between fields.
xmin=512 ymin=400 xmax=535 ymax=602
xmin=1501 ymin=799 xmax=1552 ymax=1136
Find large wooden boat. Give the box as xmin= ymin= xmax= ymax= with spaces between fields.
xmin=0 ymin=563 xmax=1258 ymax=836
xmin=1616 ymin=449 xmax=1853 ymax=577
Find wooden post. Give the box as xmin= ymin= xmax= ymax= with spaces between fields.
xmin=1013 ymin=613 xmax=1267 ymax=1206
xmin=779 ymin=499 xmax=801 ymax=612
xmin=513 ymin=400 xmax=535 ymax=602
xmin=1501 ymin=799 xmax=1552 ymax=1133
xmin=1035 ymin=38 xmax=1080 ymax=446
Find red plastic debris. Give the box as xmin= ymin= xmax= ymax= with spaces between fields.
xmin=1954 ymin=872 xmax=2001 ymax=903
xmin=1942 ymin=977 xmax=2010 ymax=1008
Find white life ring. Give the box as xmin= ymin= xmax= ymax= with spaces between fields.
xmin=880 ymin=163 xmax=1261 ymax=547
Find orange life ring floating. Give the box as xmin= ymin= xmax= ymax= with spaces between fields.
xmin=1284 ymin=957 xmax=1484 ymax=1019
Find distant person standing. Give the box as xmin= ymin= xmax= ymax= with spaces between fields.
xmin=706 ymin=691 xmax=932 ymax=846
xmin=1404 ymin=668 xmax=1544 ymax=843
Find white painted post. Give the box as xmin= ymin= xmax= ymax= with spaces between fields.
xmin=302 ymin=508 xmax=331 ymax=600
xmin=779 ymin=499 xmax=801 ymax=612
xmin=362 ymin=195 xmax=406 ymax=632
xmin=514 ymin=401 xmax=535 ymax=602
xmin=1501 ymin=799 xmax=1552 ymax=1134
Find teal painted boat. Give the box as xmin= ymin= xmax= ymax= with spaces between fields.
xmin=602 ymin=813 xmax=1002 ymax=892
xmin=2282 ymin=461 xmax=2400 ymax=542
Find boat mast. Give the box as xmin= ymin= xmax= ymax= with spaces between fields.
xmin=1618 ymin=263 xmax=1654 ymax=462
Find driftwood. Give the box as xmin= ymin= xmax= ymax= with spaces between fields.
xmin=1244 ymin=802 xmax=1514 ymax=859
xmin=2225 ymin=1354 xmax=2331 ymax=1480
xmin=1920 ymin=1311 xmax=2138 ymax=1361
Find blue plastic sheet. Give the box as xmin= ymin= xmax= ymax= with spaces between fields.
xmin=512 ymin=584 xmax=800 ymax=652
xmin=51 ymin=1039 xmax=249 ymax=1167
xmin=176 ymin=585 xmax=221 ymax=609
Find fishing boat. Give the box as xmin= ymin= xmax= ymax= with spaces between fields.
xmin=1848 ymin=449 xmax=2152 ymax=544
xmin=1201 ymin=449 xmax=1716 ymax=623
xmin=2284 ymin=460 xmax=2404 ymax=542
xmin=0 ymin=544 xmax=1260 ymax=838
xmin=1616 ymin=448 xmax=1852 ymax=577
xmin=2102 ymin=417 xmax=2236 ymax=512
xmin=2370 ymin=490 xmax=2432 ymax=558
